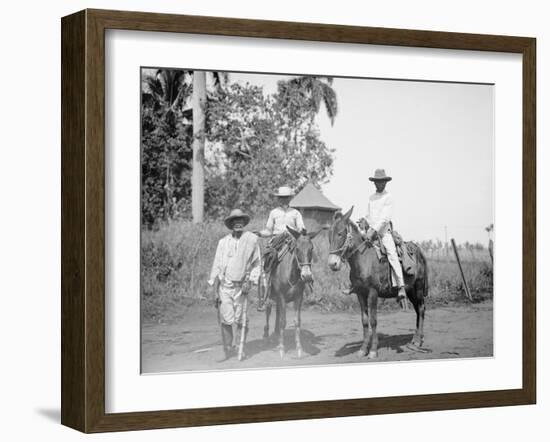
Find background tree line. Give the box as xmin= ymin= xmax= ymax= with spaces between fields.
xmin=141 ymin=69 xmax=337 ymax=228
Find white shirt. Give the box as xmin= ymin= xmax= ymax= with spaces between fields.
xmin=208 ymin=231 xmax=261 ymax=285
xmin=366 ymin=190 xmax=393 ymax=235
xmin=264 ymin=207 xmax=306 ymax=235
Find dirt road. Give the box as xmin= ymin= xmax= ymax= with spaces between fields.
xmin=141 ymin=301 xmax=493 ymax=373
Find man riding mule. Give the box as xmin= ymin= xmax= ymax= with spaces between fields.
xmin=359 ymin=169 xmax=408 ymax=304
xmin=328 ymin=174 xmax=429 ymax=358
xmin=257 ymin=186 xmax=306 ymax=311
xmin=262 ymin=226 xmax=320 ymax=359
xmin=208 ymin=209 xmax=261 ymax=361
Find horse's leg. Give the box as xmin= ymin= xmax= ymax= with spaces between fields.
xmin=410 ymin=283 xmax=426 ymax=347
xmin=278 ymin=297 xmax=287 ymax=359
xmin=356 ymin=292 xmax=371 ymax=358
xmin=294 ymin=291 xmax=303 ymax=358
xmin=367 ymin=288 xmax=379 ymax=359
xmin=263 ymin=301 xmax=272 ymax=340
xmin=273 ymin=295 xmax=281 ymax=338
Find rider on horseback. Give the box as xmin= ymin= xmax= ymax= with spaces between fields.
xmin=256 ymin=186 xmax=306 ymax=311
xmin=344 ymin=169 xmax=407 ymax=304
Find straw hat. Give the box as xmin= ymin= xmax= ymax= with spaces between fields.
xmin=368 ymin=169 xmax=392 ymax=182
xmin=224 ymin=209 xmax=250 ymax=229
xmin=273 ymin=186 xmax=295 ymax=197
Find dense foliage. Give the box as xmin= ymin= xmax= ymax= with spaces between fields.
xmin=141 ymin=71 xmax=337 ymax=227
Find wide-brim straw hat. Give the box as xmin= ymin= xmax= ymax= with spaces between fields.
xmin=369 ymin=169 xmax=392 ymax=182
xmin=273 ymin=186 xmax=295 ymax=197
xmin=224 ymin=209 xmax=251 ymax=229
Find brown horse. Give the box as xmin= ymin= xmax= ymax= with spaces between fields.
xmin=263 ymin=226 xmax=320 ymax=358
xmin=327 ymin=207 xmax=428 ymax=358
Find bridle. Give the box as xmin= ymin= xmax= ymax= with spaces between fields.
xmin=329 ymin=222 xmax=370 ymax=261
xmin=286 ymin=240 xmax=313 ymax=288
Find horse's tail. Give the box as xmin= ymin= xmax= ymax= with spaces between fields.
xmin=416 ymin=244 xmax=429 ymax=297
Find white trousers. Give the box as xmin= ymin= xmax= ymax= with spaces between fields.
xmin=381 ymin=232 xmax=404 ymax=287
xmin=218 ymin=281 xmax=248 ymax=326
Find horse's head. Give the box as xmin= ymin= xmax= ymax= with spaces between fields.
xmin=328 ymin=206 xmax=354 ymax=271
xmin=286 ymin=226 xmax=320 ymax=283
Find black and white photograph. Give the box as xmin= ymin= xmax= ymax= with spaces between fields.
xmin=140 ymin=68 xmax=494 ymax=374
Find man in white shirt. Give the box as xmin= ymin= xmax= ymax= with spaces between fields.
xmin=256 ymin=186 xmax=306 ymax=311
xmin=209 ymin=209 xmax=261 ymax=360
xmin=363 ymin=169 xmax=407 ymax=303
xmin=260 ymin=186 xmax=306 ymax=237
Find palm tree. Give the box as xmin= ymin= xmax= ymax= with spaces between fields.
xmin=191 ymin=71 xmax=206 ymax=223
xmin=143 ymin=69 xmax=190 ymax=219
xmin=278 ymin=76 xmax=338 ymax=125
xmin=190 ymin=71 xmax=227 ymax=223
xmin=146 ymin=69 xmax=227 ymax=223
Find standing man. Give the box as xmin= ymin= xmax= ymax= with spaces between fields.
xmin=257 ymin=186 xmax=306 ymax=310
xmin=209 ymin=209 xmax=261 ymax=361
xmin=363 ymin=169 xmax=407 ymax=303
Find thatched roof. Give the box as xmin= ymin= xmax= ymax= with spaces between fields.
xmin=290 ymin=182 xmax=340 ymax=211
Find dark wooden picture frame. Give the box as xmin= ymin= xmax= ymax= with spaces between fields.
xmin=61 ymin=9 xmax=536 ymax=433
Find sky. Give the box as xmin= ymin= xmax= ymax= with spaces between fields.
xmin=144 ymin=69 xmax=494 ymax=244
xmin=229 ymin=72 xmax=494 ymax=245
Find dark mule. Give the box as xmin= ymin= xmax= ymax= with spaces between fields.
xmin=263 ymin=226 xmax=320 ymax=358
xmin=327 ymin=207 xmax=428 ymax=359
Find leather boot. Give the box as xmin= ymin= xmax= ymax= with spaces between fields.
xmin=257 ymin=275 xmax=270 ymax=312
xmin=397 ymin=286 xmax=408 ymax=310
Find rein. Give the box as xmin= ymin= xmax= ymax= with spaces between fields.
xmin=329 ymin=223 xmax=371 ymax=261
xmin=284 ymin=242 xmax=312 ymax=289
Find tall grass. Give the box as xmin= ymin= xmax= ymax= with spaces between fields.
xmin=142 ymin=218 xmax=493 ymax=322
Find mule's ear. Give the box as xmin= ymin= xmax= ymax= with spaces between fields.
xmin=286 ymin=225 xmax=301 ymax=239
xmin=342 ymin=206 xmax=354 ymax=221
xmin=308 ymin=229 xmax=322 ymax=240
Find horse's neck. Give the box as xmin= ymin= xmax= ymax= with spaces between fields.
xmin=346 ymin=223 xmax=375 ymax=273
xmin=276 ymin=245 xmax=299 ymax=283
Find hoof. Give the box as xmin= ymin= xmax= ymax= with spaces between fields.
xmin=357 ymin=349 xmax=366 ymax=358
xmin=406 ymin=342 xmax=429 ymax=353
xmin=367 ymin=351 xmax=378 ymax=359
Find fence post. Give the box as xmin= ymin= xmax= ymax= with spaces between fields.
xmin=451 ymin=238 xmax=473 ymax=301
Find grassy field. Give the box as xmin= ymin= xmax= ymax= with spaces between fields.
xmin=142 ymin=219 xmax=493 ymax=323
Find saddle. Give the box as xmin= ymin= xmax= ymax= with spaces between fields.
xmin=371 ymin=229 xmax=417 ymax=277
xmin=263 ymin=232 xmax=294 ymax=275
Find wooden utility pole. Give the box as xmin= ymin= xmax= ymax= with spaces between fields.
xmin=192 ymin=71 xmax=206 ymax=223
xmin=451 ymin=238 xmax=473 ymax=301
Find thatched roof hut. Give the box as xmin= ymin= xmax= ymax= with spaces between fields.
xmin=290 ymin=183 xmax=340 ymax=231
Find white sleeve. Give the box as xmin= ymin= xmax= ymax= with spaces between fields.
xmin=372 ymin=195 xmax=393 ymax=234
xmin=365 ymin=199 xmax=373 ymax=226
xmin=208 ymin=240 xmax=224 ymax=285
xmin=295 ymin=210 xmax=306 ymax=232
xmin=261 ymin=210 xmax=275 ymax=236
xmin=247 ymin=243 xmax=262 ymax=284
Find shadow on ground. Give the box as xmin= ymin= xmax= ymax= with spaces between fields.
xmin=35 ymin=408 xmax=60 ymax=423
xmin=334 ymin=333 xmax=414 ymax=357
xmin=246 ymin=328 xmax=322 ymax=359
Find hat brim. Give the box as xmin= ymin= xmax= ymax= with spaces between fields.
xmin=369 ymin=177 xmax=392 ymax=182
xmin=273 ymin=192 xmax=295 ymax=197
xmin=224 ymin=214 xmax=250 ymax=229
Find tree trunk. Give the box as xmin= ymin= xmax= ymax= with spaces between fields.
xmin=192 ymin=71 xmax=206 ymax=223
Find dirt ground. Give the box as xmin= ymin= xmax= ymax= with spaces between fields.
xmin=141 ymin=300 xmax=493 ymax=373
